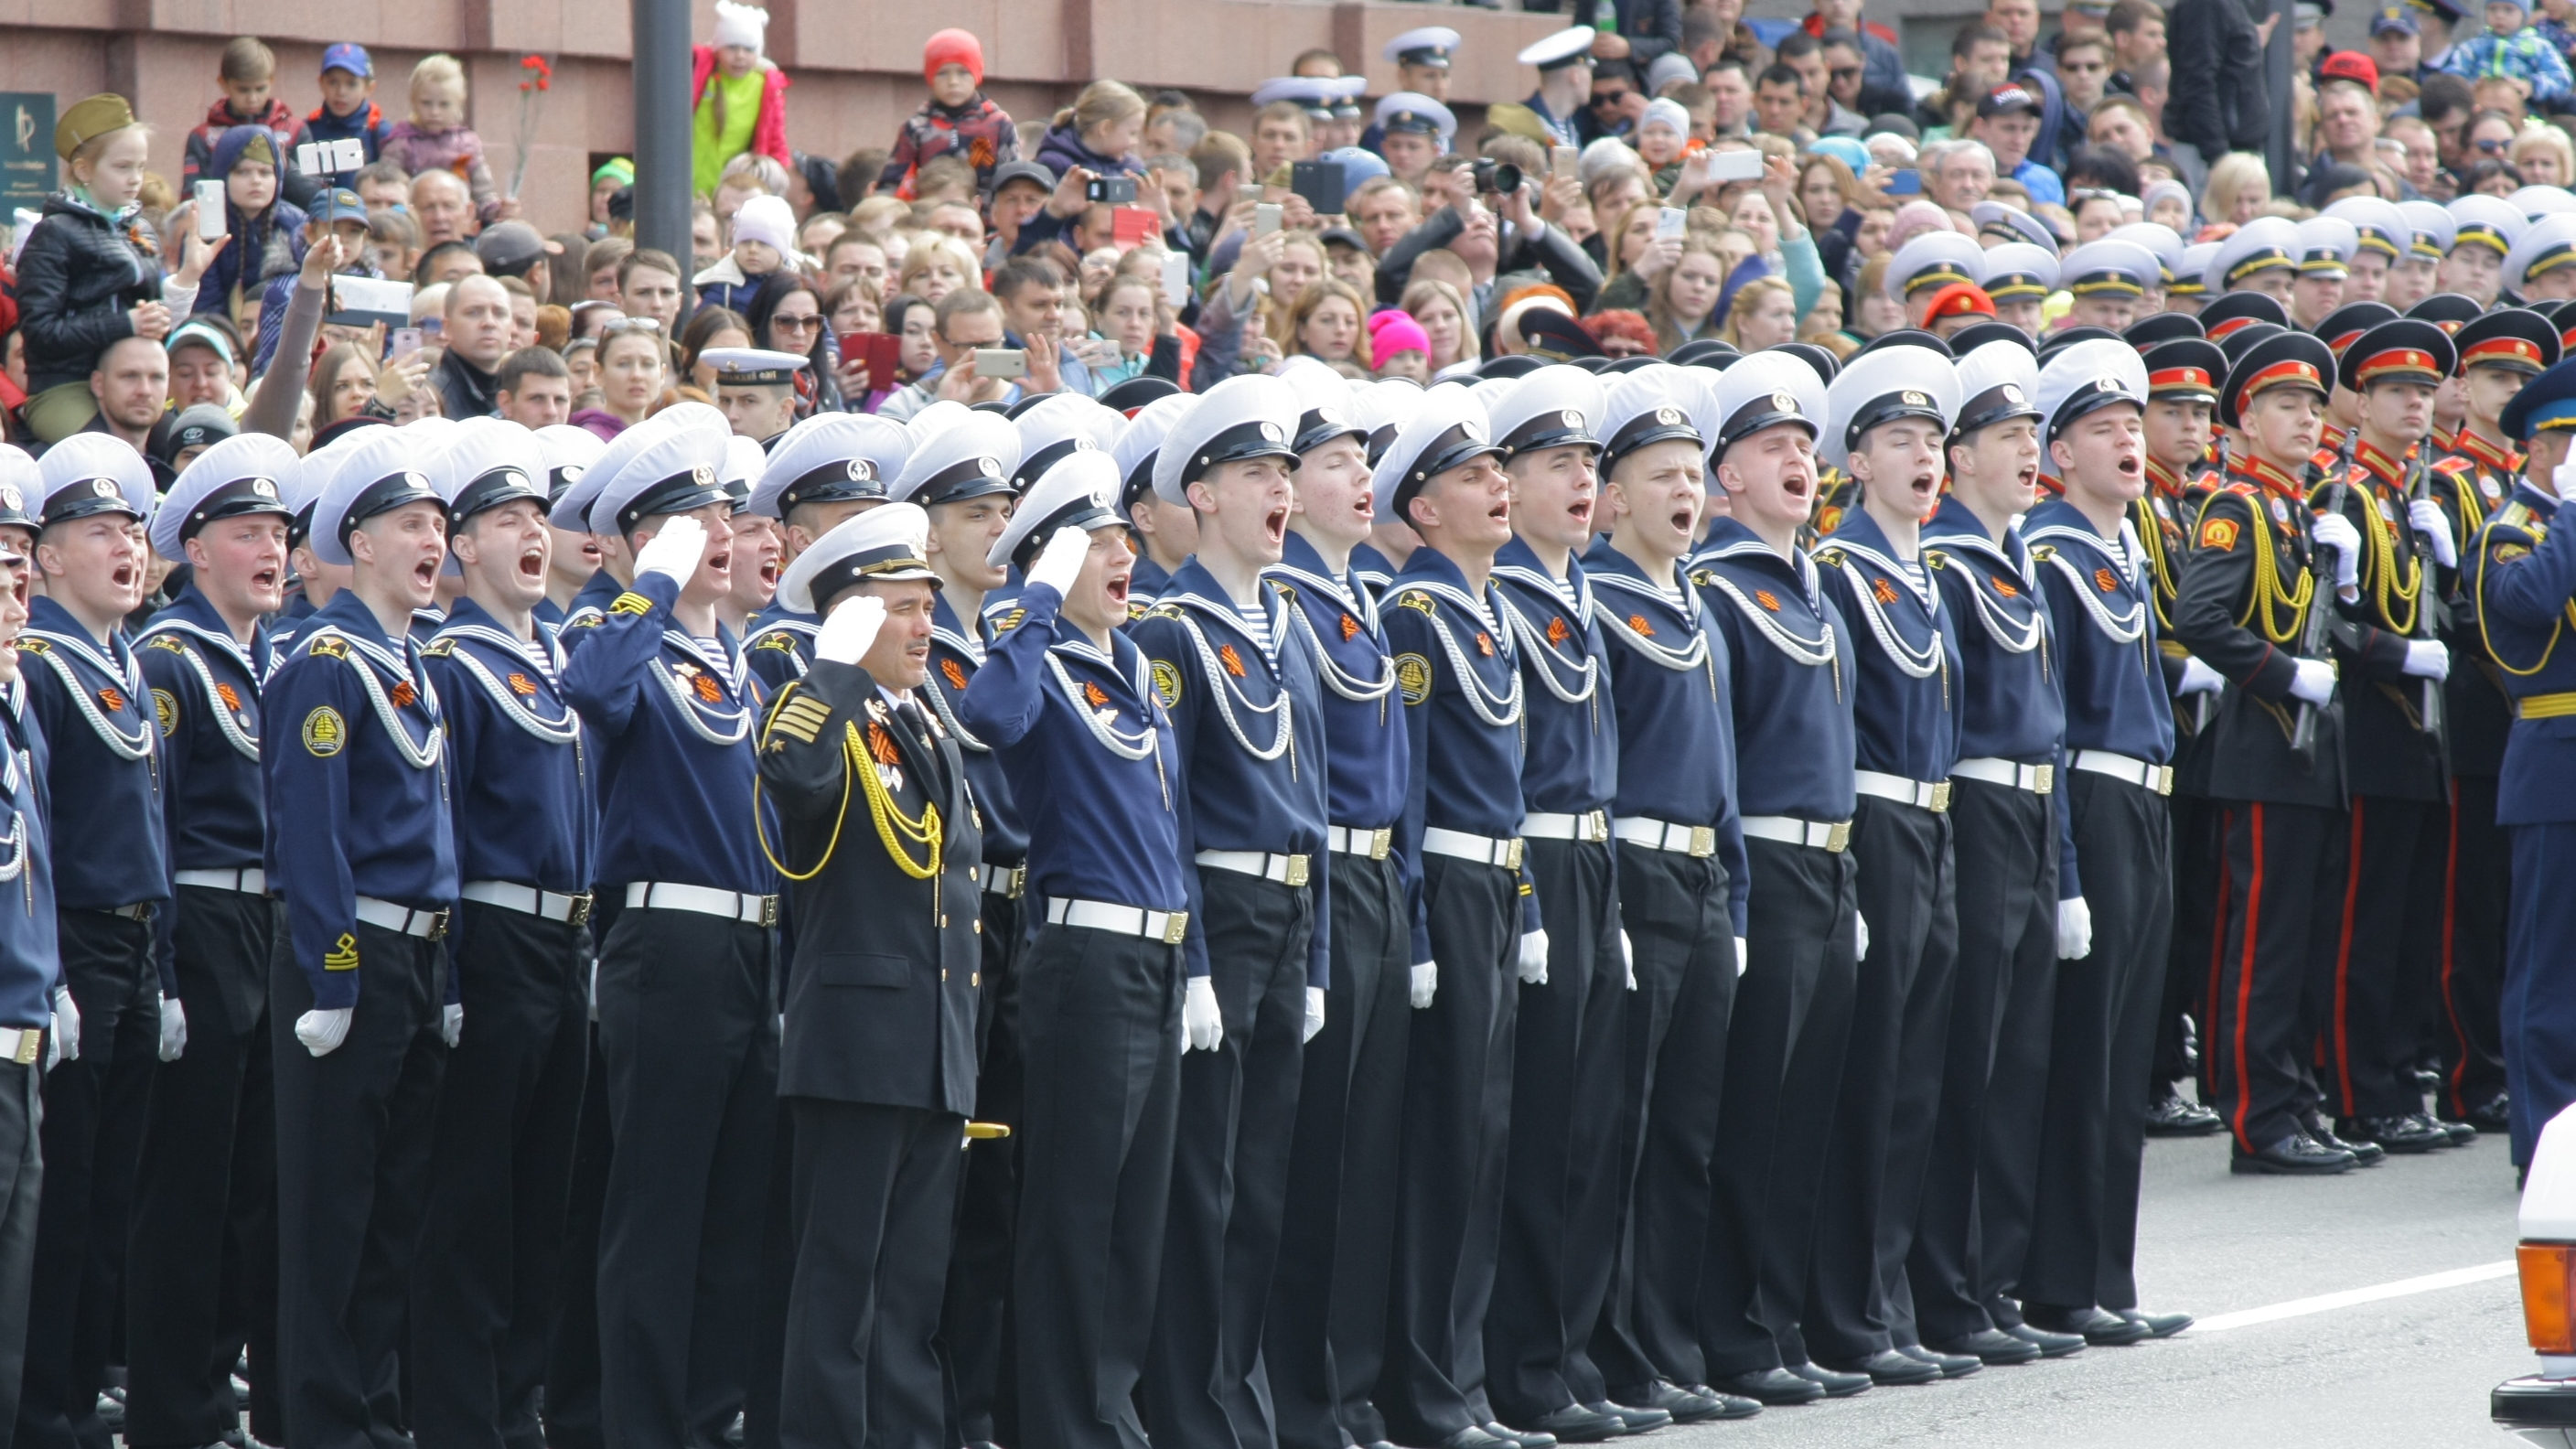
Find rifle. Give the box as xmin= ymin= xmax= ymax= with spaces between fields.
xmin=2408 ymin=453 xmax=2453 ymax=801
xmin=2289 ymin=429 xmax=2356 ymax=770
xmin=2197 ymin=435 xmax=2229 ymax=735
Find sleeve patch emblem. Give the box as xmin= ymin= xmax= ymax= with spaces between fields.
xmin=1150 ymin=660 xmax=1183 ymax=708
xmin=151 ymin=688 xmax=177 ymax=736
xmin=2199 ymin=517 xmax=2239 ymax=551
xmin=2497 ymin=542 xmax=2533 ymax=561
xmin=607 ymin=591 xmax=654 ymax=617
xmin=302 ymin=706 xmax=346 ymax=757
xmin=1395 ymin=652 xmax=1433 ymax=704
xmin=324 ymin=932 xmax=359 ymax=971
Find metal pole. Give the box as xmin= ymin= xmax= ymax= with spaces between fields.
xmin=2265 ymin=0 xmax=2296 ymax=197
xmin=632 ymin=0 xmax=693 ymax=275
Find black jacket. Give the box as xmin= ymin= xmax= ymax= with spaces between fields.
xmin=2165 ymin=0 xmax=2271 ymax=160
xmin=1375 ymin=205 xmax=1605 ymax=315
xmin=757 ymin=659 xmax=983 ymax=1114
xmin=1580 ymin=0 xmax=1685 ymax=68
xmin=14 ymin=193 xmax=163 ymax=396
xmin=433 ymin=350 xmax=502 ymax=421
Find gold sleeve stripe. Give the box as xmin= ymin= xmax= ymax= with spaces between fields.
xmin=607 ymin=591 xmax=655 ymax=617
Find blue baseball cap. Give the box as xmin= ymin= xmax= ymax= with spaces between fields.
xmin=309 ymin=187 xmax=368 ymax=225
xmin=321 ymin=43 xmax=373 ymax=78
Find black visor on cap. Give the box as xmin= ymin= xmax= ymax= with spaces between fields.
xmin=1179 ymin=419 xmax=1300 ymax=492
xmin=1009 ymin=497 xmax=1121 ymax=575
xmin=547 ymin=465 xmax=585 ymax=503
xmin=181 ymin=476 xmax=293 ymax=542
xmin=1013 ymin=437 xmax=1092 ymax=494
xmin=1843 ymin=390 xmax=1950 ymax=454
xmin=1390 ymin=421 xmax=1504 ymax=524
xmin=1365 ymin=423 xmax=1401 ymax=467
xmin=1716 ymin=394 xmax=1818 ymax=453
xmin=1120 ymin=456 xmax=1159 ymax=517
xmin=1599 ymin=406 xmax=1701 ymax=476
xmin=807 ymin=546 xmax=941 ymax=613
xmin=1294 ymin=407 xmax=1368 ymax=456
xmin=915 ymin=453 xmax=1014 ymax=507
xmin=289 ymin=500 xmax=318 ymax=548
xmin=781 ymin=457 xmax=886 ymax=514
xmin=1497 ymin=407 xmax=1600 ymax=457
xmin=448 ymin=467 xmax=551 ymax=529
xmin=2046 ymin=380 xmax=2142 ymax=441
xmin=338 ymin=470 xmax=443 ymax=550
xmin=1951 ymin=383 xmax=2044 ymax=440
xmin=41 ymin=478 xmax=142 ymax=527
xmin=614 ymin=467 xmax=730 ymax=538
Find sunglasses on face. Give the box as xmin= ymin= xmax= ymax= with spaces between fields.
xmin=1830 ymin=66 xmax=1862 ymax=80
xmin=2477 ymin=137 xmax=2511 ymax=153
xmin=770 ymin=313 xmax=822 ymax=333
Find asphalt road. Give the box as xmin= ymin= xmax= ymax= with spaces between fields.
xmin=1651 ymin=1112 xmax=2532 ymax=1447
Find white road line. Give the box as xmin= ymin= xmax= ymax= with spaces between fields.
xmin=2192 ymin=1261 xmax=2518 ymax=1333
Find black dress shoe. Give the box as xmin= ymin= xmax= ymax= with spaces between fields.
xmin=2300 ymin=1111 xmax=2385 ymax=1165
xmin=2116 ymin=1307 xmax=2195 ymax=1337
xmin=2230 ymin=1131 xmax=2355 ymax=1175
xmin=1615 ymin=1381 xmax=1723 ymax=1423
xmin=1787 ymin=1361 xmax=1872 ymax=1397
xmin=1822 ymin=1348 xmax=1940 ymax=1385
xmin=2002 ymin=1322 xmax=2087 ymax=1357
xmin=2467 ymin=1092 xmax=2513 ymax=1132
xmin=1927 ymin=1327 xmax=2041 ymax=1365
xmin=1681 ymin=1385 xmax=1764 ymax=1420
xmin=2146 ymin=1089 xmax=2225 ymax=1136
xmin=1483 ymin=1422 xmax=1558 ymax=1447
xmin=1586 ymin=1401 xmax=1671 ymax=1433
xmin=2028 ymin=1304 xmax=2152 ymax=1346
xmin=1710 ymin=1367 xmax=1824 ymax=1405
xmin=1896 ymin=1342 xmax=1984 ymax=1376
xmin=1519 ymin=1405 xmax=1619 ymax=1442
xmin=2431 ymin=1111 xmax=2477 ymax=1145
xmin=2336 ymin=1112 xmax=2445 ymax=1154
xmin=1434 ymin=1429 xmax=1513 ymax=1449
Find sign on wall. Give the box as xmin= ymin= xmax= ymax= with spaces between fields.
xmin=0 ymin=94 xmax=57 ymax=214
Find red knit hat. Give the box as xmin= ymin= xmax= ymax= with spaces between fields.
xmin=925 ymin=28 xmax=985 ymax=87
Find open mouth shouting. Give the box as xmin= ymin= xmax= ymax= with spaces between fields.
xmin=1262 ymin=503 xmax=1289 ymax=552
xmin=412 ymin=554 xmax=440 ymax=591
xmin=518 ymin=542 xmax=546 ymax=585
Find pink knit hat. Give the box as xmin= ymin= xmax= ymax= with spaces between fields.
xmin=1369 ymin=308 xmax=1430 ymax=362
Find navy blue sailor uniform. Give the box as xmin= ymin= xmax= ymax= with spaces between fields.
xmin=0 ymin=666 xmax=54 ymax=1447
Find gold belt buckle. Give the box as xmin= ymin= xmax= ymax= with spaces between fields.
xmin=11 ymin=1029 xmax=37 ymax=1066
xmin=2153 ymin=765 xmax=2175 ymax=797
xmin=1928 ymin=781 xmax=1952 ymax=814
xmin=1161 ymin=909 xmax=1190 ymax=946
xmin=2033 ymin=763 xmax=2055 ymax=793
xmin=756 ymin=895 xmax=781 ymax=928
xmin=1824 ymin=821 xmax=1852 ymax=853
xmin=1583 ymin=810 xmax=1610 ymax=843
xmin=1688 ymin=825 xmax=1717 ymax=857
xmin=426 ymin=908 xmax=451 ymax=942
xmin=1368 ymin=828 xmax=1392 ymax=860
xmin=1283 ymin=854 xmax=1312 ymax=887
xmin=567 ymin=892 xmax=594 ymax=928
xmin=1502 ymin=838 xmax=1526 ymax=872
xmin=1008 ymin=864 xmax=1026 ymax=899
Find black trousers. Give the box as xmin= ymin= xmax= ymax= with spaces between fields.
xmin=780 ymin=1100 xmax=961 ymax=1449
xmin=124 ymin=886 xmax=279 ymax=1449
xmin=1907 ymin=778 xmax=2055 ymax=1347
xmin=2316 ymin=796 xmax=2446 ymax=1120
xmin=413 ymin=901 xmax=589 ymax=1449
xmin=2023 ymin=774 xmax=2171 ymax=1315
xmin=1143 ymin=869 xmax=1314 ymax=1449
xmin=2153 ymin=795 xmax=2221 ymax=1093
xmin=20 ymin=908 xmax=156 ymax=1449
xmin=542 ymin=1011 xmax=608 ymax=1449
xmin=1697 ymin=836 xmax=1858 ymax=1378
xmin=1378 ymin=854 xmax=1519 ymax=1444
xmin=1013 ymin=921 xmax=1182 ymax=1449
xmin=273 ymin=918 xmax=447 ymax=1449
xmin=1487 ymin=837 xmax=1626 ymax=1422
xmin=595 ymin=907 xmax=777 ymax=1449
xmin=1587 ymin=845 xmax=1735 ymax=1396
xmin=1806 ymin=798 xmax=1955 ymax=1364
xmin=2203 ymin=801 xmax=2347 ymax=1153
xmin=941 ymin=886 xmax=1024 ymax=1449
xmin=1264 ymin=849 xmax=1411 ymax=1449
xmin=2438 ymin=778 xmax=2509 ymax=1118
xmin=0 ymin=1057 xmax=39 ymax=1449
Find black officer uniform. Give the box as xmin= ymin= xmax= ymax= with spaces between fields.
xmin=125 ymin=435 xmax=295 ymax=1449
xmin=743 ymin=410 xmax=910 ymax=697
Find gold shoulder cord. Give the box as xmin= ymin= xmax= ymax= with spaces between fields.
xmin=2207 ymin=493 xmax=2314 ymax=643
xmin=2134 ymin=498 xmax=2180 ymax=631
xmin=856 ymin=720 xmax=943 ymax=878
xmin=2474 ymin=530 xmax=2576 ymax=678
xmin=2361 ymin=489 xmax=2422 ymax=635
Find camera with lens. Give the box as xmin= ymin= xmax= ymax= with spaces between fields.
xmin=1469 ymin=158 xmax=1525 ymax=196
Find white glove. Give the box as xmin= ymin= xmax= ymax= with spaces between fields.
xmin=2056 ymin=896 xmax=2094 ymax=960
xmin=813 ymin=594 xmax=886 ymax=666
xmin=1517 ymin=928 xmax=1550 ymax=985
xmin=2408 ymin=499 xmax=2459 ymax=569
xmin=1410 ymin=961 xmax=1437 ymax=1009
xmin=48 ymin=986 xmax=78 ymax=1066
xmin=2310 ymin=511 xmax=2361 ymax=589
xmin=1735 ymin=937 xmax=1749 ymax=978
xmin=157 ymin=994 xmax=186 ymax=1062
xmin=633 ymin=515 xmax=707 ymax=585
xmin=1855 ymin=912 xmax=1870 ymax=961
xmin=442 ymin=1004 xmax=463 ymax=1047
xmin=2178 ymin=656 xmax=2226 ymax=695
xmin=295 ymin=1007 xmax=353 ymax=1057
xmin=2289 ymin=656 xmax=2338 ymax=705
xmin=2403 ymin=639 xmax=2452 ymax=680
xmin=1620 ymin=929 xmax=1636 ymax=990
xmin=1304 ymin=985 xmax=1326 ymax=1043
xmin=1027 ymin=523 xmax=1092 ymax=596
xmin=2556 ymin=456 xmax=2576 ymax=502
xmin=1182 ymin=975 xmax=1223 ymax=1053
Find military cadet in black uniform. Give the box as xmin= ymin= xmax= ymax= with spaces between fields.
xmin=412 ymin=418 xmax=597 ymax=1449
xmin=742 ymin=411 xmax=909 ymax=693
xmin=757 ymin=505 xmax=983 ymax=1449
xmin=1805 ymin=344 xmax=1966 ymax=1390
xmin=0 ymin=490 xmax=54 ymax=1444
xmin=961 ymin=451 xmax=1191 ymax=1449
xmin=2170 ymin=328 xmax=2364 ymax=1175
xmin=2422 ymin=309 xmax=2558 ymax=1132
xmin=1681 ymin=353 xmax=1860 ymax=1409
xmin=263 ymin=423 xmax=459 ymax=1449
xmin=126 ymin=434 xmax=295 ymax=1449
xmin=1576 ymin=368 xmax=1757 ymax=1424
xmin=562 ymin=408 xmax=782 ymax=1449
xmin=19 ymin=433 xmax=167 ymax=1449
xmin=1261 ymin=368 xmax=1426 ymax=1449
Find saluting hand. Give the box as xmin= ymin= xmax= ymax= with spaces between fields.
xmin=1027 ymin=525 xmax=1092 ymax=596
xmin=635 ymin=516 xmax=707 ymax=585
xmin=815 ymin=594 xmax=887 ymax=666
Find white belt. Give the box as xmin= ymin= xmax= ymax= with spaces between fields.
xmin=461 ymin=880 xmax=594 ymax=925
xmin=1951 ymin=757 xmax=2055 ymax=794
xmin=1614 ymin=817 xmax=1720 ymax=857
xmin=1854 ymin=770 xmax=1951 ymax=813
xmin=175 ymin=866 xmax=266 ymax=895
xmin=1045 ymin=896 xmax=1190 ymax=944
xmin=1326 ymin=825 xmax=1393 ymax=860
xmin=0 ymin=1026 xmax=37 ymax=1067
xmin=1421 ymin=826 xmax=1526 ymax=870
xmin=1196 ymin=849 xmax=1312 ymax=886
xmin=2071 ymin=749 xmax=2174 ymax=797
xmin=355 ymin=896 xmax=450 ymax=939
xmin=1741 ymin=815 xmax=1852 ymax=853
xmin=1521 ymin=809 xmax=1612 ymax=843
xmin=978 ymin=864 xmax=1025 ymax=899
xmin=622 ymin=881 xmax=779 ymax=926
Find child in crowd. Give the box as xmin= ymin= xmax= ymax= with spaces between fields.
xmin=294 ymin=43 xmax=397 ymax=189
xmin=183 ymin=38 xmax=304 ymax=198
xmin=695 ymin=193 xmax=793 ymax=312
xmin=2437 ymin=0 xmax=2575 ymax=110
xmin=384 ymin=54 xmax=502 ymax=224
xmin=1637 ymin=97 xmax=1697 ymax=188
xmin=693 ymin=2 xmax=793 ymax=198
xmin=878 ymin=29 xmax=1021 ymax=197
xmin=196 ymin=126 xmax=308 ymax=333
xmin=1369 ymin=308 xmax=1431 ymax=381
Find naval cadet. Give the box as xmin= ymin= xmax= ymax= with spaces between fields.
xmin=1514 ymin=27 xmax=1594 ymax=150
xmin=2464 ymin=355 xmax=2576 ymax=1169
xmin=960 ymin=451 xmax=1189 ymax=1449
xmin=1260 ymin=365 xmax=1422 ymax=1449
xmin=2054 ymin=241 xmax=2160 ymax=335
xmin=2206 ymin=218 xmax=2299 ymax=307
xmin=1128 ymin=375 xmax=1333 ymax=1449
xmin=0 ymin=501 xmax=52 ymax=1444
xmin=552 ymin=408 xmax=694 ymax=642
xmin=2442 ymin=196 xmax=2523 ymax=308
xmin=1909 ymin=339 xmax=2066 ymax=1368
xmin=757 ymin=505 xmax=982 ymax=1449
xmin=1575 ymin=367 xmax=1757 ymax=1425
xmin=561 ymin=409 xmax=781 ymax=1449
xmin=411 ymin=417 xmax=597 ymax=1449
xmin=275 ymin=433 xmax=370 ymax=651
xmin=2290 ymin=217 xmax=2359 ymax=333
xmin=19 ymin=433 xmax=168 ymax=1449
xmin=1680 ymin=352 xmax=1858 ymax=1410
xmin=536 ymin=424 xmax=607 ymax=628
xmin=2020 ymin=339 xmax=2193 ymax=1343
xmin=262 ymin=422 xmax=459 ymax=1449
xmin=124 ymin=434 xmax=293 ymax=1449
xmin=1108 ymin=396 xmax=1198 ymax=608
xmin=706 ymin=348 xmax=812 ymax=446
xmin=743 ymin=411 xmax=907 ymax=693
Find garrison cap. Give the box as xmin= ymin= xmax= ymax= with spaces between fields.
xmin=754 ymin=413 xmax=907 ymax=518
xmin=991 ymin=450 xmax=1122 ymax=573
xmin=891 ymin=410 xmax=1019 ymax=509
xmin=2034 ymin=338 xmax=2151 ymax=442
xmin=777 ymin=500 xmax=938 ymax=615
xmin=1152 ymin=374 xmax=1302 ymax=507
xmin=1949 ymin=339 xmax=2044 ymax=436
xmin=148 ymin=433 xmax=295 ymax=559
xmin=35 ymin=434 xmax=154 ymax=528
